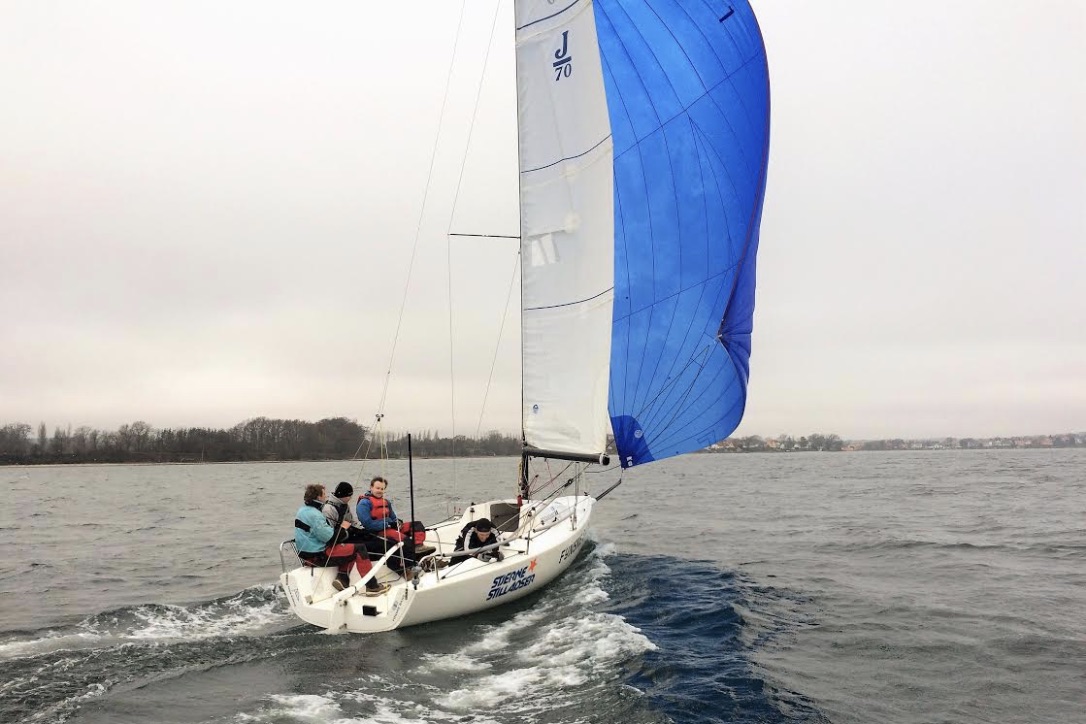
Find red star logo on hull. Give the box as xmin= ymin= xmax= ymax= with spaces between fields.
xmin=528 ymin=558 xmax=538 ymax=572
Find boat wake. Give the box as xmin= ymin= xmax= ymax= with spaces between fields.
xmin=0 ymin=585 xmax=293 ymax=724
xmin=1 ymin=545 xmax=825 ymax=724
xmin=236 ymin=545 xmax=665 ymax=724
xmin=235 ymin=542 xmax=825 ymax=724
xmin=0 ymin=585 xmax=289 ymax=660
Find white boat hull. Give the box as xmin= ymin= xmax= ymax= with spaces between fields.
xmin=279 ymin=495 xmax=594 ymax=633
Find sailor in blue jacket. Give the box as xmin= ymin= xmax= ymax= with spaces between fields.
xmin=294 ymin=483 xmax=387 ymax=594
xmin=356 ymin=476 xmax=417 ymax=578
xmin=295 ymin=486 xmax=336 ymax=554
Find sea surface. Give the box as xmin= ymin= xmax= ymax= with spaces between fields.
xmin=0 ymin=450 xmax=1083 ymax=724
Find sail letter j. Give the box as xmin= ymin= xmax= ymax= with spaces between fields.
xmin=552 ymin=30 xmax=572 ymax=80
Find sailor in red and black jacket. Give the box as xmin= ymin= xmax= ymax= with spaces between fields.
xmin=356 ymin=476 xmax=416 ymax=573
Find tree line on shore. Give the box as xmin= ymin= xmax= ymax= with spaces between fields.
xmin=720 ymin=432 xmax=1083 ymax=452
xmin=0 ymin=418 xmax=522 ymax=465
xmin=2 ymin=418 xmax=1080 ymax=466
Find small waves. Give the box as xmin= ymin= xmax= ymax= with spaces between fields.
xmin=830 ymin=534 xmax=1086 ymax=558
xmin=0 ymin=585 xmax=294 ymax=724
xmin=603 ymin=554 xmax=827 ymax=724
xmin=0 ymin=585 xmax=289 ymax=660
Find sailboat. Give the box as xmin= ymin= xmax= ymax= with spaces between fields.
xmin=279 ymin=0 xmax=770 ymax=633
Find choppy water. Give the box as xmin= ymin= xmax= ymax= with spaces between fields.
xmin=1 ymin=450 xmax=1083 ymax=723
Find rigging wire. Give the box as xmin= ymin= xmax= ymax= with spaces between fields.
xmin=363 ymin=0 xmax=471 ymax=468
xmin=350 ymin=1 xmax=472 ymax=479
xmin=474 ymin=252 xmax=520 ymax=438
xmin=441 ymin=0 xmax=505 ymax=492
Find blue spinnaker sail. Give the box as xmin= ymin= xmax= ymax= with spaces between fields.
xmin=596 ymin=1 xmax=771 ymax=468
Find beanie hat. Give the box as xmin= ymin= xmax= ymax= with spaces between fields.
xmin=333 ymin=481 xmax=353 ymax=498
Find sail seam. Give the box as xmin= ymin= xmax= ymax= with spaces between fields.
xmin=597 ymin=1 xmax=761 ymax=156
xmin=595 ymin=2 xmax=666 ymax=133
xmin=524 ymin=286 xmax=613 ymax=312
xmin=631 ymin=344 xmax=712 ymax=436
xmin=615 ymin=262 xmax=740 ymax=321
xmin=516 ymin=0 xmax=584 ymax=31
xmin=682 ymin=0 xmax=763 ymax=178
xmin=688 ymin=0 xmax=748 ymax=80
xmin=652 ymin=380 xmax=744 ymax=453
xmin=673 ymin=348 xmax=741 ymax=442
xmin=611 ymin=53 xmax=761 ymax=161
xmin=651 ymin=366 xmax=745 ymax=453
xmin=632 ymin=348 xmax=741 ymax=452
xmin=521 ymin=134 xmax=612 ymax=174
xmin=645 ymin=0 xmax=712 ymax=88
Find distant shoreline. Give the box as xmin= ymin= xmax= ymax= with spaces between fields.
xmin=2 ymin=443 xmax=1083 ymax=469
xmin=2 ymin=417 xmax=1081 ymax=467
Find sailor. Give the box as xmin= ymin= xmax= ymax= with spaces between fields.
xmin=451 ymin=517 xmax=504 ymax=565
xmin=356 ymin=476 xmax=417 ymax=579
xmin=321 ymin=481 xmax=366 ymax=542
xmin=294 ymin=483 xmax=388 ymax=595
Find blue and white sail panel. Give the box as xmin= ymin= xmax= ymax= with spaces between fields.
xmin=594 ymin=1 xmax=771 ymax=467
xmin=516 ymin=0 xmax=616 ymax=456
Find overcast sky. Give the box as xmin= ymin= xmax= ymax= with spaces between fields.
xmin=2 ymin=1 xmax=1083 ymax=441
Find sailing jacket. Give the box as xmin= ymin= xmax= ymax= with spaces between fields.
xmin=322 ymin=497 xmax=361 ymax=530
xmin=294 ymin=501 xmax=336 ymax=553
xmin=357 ymin=493 xmax=399 ymax=533
xmin=451 ymin=524 xmax=503 ymax=563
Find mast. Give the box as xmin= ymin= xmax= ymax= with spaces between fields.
xmin=514 ymin=0 xmax=530 ymax=499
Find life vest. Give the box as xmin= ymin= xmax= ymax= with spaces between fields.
xmin=368 ymin=494 xmax=391 ymax=521
xmin=365 ymin=494 xmax=404 ymax=541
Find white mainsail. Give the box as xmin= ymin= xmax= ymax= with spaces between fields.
xmin=515 ymin=0 xmax=614 ymax=457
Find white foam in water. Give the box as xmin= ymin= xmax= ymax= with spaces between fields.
xmin=439 ymin=611 xmax=655 ymax=713
xmin=416 ymin=596 xmax=558 ymax=676
xmin=526 ymin=613 xmax=654 ymax=665
xmin=570 ymin=553 xmax=614 ymax=606
xmin=1 ymin=585 xmax=287 ymax=662
xmin=434 ymin=546 xmax=656 ymax=715
xmin=593 ymin=540 xmax=618 ymax=559
xmin=236 ymin=694 xmax=342 ymax=722
xmin=258 ymin=689 xmax=505 ymax=724
xmin=0 ymin=631 xmax=103 ymax=660
xmin=417 ymin=650 xmax=491 ymax=674
xmin=442 ymin=666 xmax=554 ymax=710
xmin=254 ymin=545 xmax=656 ymax=724
xmin=459 ymin=604 xmax=551 ymax=655
xmin=13 ymin=662 xmax=111 ymax=724
xmin=126 ymin=585 xmax=285 ymax=640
